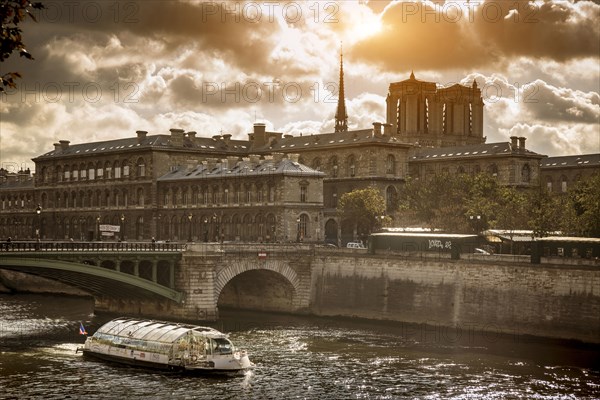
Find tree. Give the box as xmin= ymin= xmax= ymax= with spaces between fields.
xmin=526 ymin=184 xmax=561 ymax=237
xmin=338 ymin=187 xmax=386 ymax=239
xmin=0 ymin=0 xmax=44 ymax=92
xmin=567 ymin=173 xmax=600 ymax=237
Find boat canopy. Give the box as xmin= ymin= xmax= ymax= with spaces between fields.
xmin=95 ymin=318 xmax=226 ymax=344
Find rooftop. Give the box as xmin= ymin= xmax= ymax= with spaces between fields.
xmin=539 ymin=154 xmax=600 ymax=169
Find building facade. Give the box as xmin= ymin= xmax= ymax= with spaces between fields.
xmin=1 ymin=73 xmax=598 ymax=244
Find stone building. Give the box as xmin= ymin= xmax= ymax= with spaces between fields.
xmin=539 ymin=153 xmax=600 ymax=194
xmin=1 ymin=66 xmax=596 ymax=244
xmin=0 ymin=129 xmax=323 ymax=242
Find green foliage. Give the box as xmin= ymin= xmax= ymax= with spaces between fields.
xmin=0 ymin=0 xmax=44 ymax=92
xmin=566 ymin=173 xmax=600 ymax=237
xmin=526 ymin=184 xmax=559 ymax=237
xmin=338 ymin=187 xmax=386 ymax=235
xmin=397 ymin=171 xmax=600 ymax=239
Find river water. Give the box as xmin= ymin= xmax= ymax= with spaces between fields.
xmin=0 ymin=294 xmax=598 ymax=399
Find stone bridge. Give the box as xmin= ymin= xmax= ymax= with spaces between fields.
xmin=2 ymin=241 xmax=598 ymax=343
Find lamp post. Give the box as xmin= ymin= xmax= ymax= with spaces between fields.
xmin=96 ymin=215 xmax=101 ymax=241
xmin=296 ymin=217 xmax=301 ymax=242
xmin=79 ymin=217 xmax=84 ymax=241
xmin=157 ymin=213 xmax=161 ymax=241
xmin=35 ymin=204 xmax=42 ymax=240
xmin=120 ymin=214 xmax=125 ymax=241
xmin=211 ymin=213 xmax=217 ymax=242
xmin=203 ymin=217 xmax=208 ymax=242
xmin=187 ymin=213 xmax=193 ymax=242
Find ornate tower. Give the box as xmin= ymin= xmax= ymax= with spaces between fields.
xmin=334 ymin=45 xmax=348 ymax=133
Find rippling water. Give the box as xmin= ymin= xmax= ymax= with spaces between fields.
xmin=0 ymin=294 xmax=598 ymax=399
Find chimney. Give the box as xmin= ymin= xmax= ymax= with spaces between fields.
xmin=518 ymin=137 xmax=526 ymax=152
xmin=510 ymin=136 xmax=518 ymax=150
xmin=288 ymin=153 xmax=300 ymax=163
xmin=136 ymin=130 xmax=148 ymax=143
xmin=250 ymin=123 xmax=267 ymax=148
xmin=53 ymin=143 xmax=61 ymax=151
xmin=59 ymin=140 xmax=70 ymax=151
xmin=222 ymin=134 xmax=232 ymax=142
xmin=272 ymin=152 xmax=285 ymax=163
xmin=373 ymin=122 xmax=382 ymax=136
xmin=187 ymin=131 xmax=197 ymax=140
xmin=170 ymin=128 xmax=185 ymax=146
xmin=249 ymin=154 xmax=261 ymax=164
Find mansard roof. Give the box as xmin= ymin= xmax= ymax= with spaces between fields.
xmin=409 ymin=141 xmax=543 ymax=162
xmin=33 ymin=134 xmax=249 ymax=161
xmin=257 ymin=129 xmax=411 ymax=152
xmin=158 ymin=158 xmax=325 ymax=182
xmin=539 ymin=154 xmax=600 ymax=169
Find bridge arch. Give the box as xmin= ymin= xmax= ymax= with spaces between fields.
xmin=215 ymin=260 xmax=301 ymax=310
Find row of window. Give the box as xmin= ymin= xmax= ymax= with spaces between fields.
xmin=1 ymin=181 xmax=310 ymax=210
xmin=300 ymin=154 xmax=398 ymax=177
xmin=0 ymin=212 xmax=312 ymax=242
xmin=37 ymin=158 xmax=147 ymax=184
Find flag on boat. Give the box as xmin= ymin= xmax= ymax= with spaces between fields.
xmin=79 ymin=322 xmax=88 ymax=335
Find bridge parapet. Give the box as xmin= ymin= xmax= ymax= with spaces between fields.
xmin=0 ymin=241 xmax=185 ymax=253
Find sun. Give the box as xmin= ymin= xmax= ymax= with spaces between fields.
xmin=348 ymin=12 xmax=383 ymax=41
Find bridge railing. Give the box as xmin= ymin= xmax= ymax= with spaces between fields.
xmin=0 ymin=241 xmax=185 ymax=252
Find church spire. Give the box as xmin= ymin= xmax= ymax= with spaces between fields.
xmin=335 ymin=43 xmax=348 ymax=133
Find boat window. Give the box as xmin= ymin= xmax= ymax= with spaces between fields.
xmin=212 ymin=338 xmax=233 ymax=355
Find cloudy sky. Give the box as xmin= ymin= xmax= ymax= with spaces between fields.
xmin=1 ymin=0 xmax=599 ymax=171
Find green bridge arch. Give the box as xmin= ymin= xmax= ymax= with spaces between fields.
xmin=0 ymin=257 xmax=183 ymax=303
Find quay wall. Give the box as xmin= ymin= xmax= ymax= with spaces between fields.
xmin=309 ymin=254 xmax=600 ymax=343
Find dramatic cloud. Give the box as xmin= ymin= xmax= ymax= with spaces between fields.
xmin=352 ymin=0 xmax=600 ymax=70
xmin=0 ymin=0 xmax=598 ymax=168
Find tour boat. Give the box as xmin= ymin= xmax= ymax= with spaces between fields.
xmin=81 ymin=317 xmax=254 ymax=373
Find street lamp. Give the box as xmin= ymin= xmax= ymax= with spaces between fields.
xmin=212 ymin=213 xmax=217 ymax=242
xmin=120 ymin=214 xmax=125 ymax=241
xmin=296 ymin=217 xmax=301 ymax=242
xmin=203 ymin=217 xmax=208 ymax=242
xmin=187 ymin=213 xmax=193 ymax=242
xmin=157 ymin=213 xmax=161 ymax=241
xmin=35 ymin=204 xmax=42 ymax=240
xmin=96 ymin=215 xmax=101 ymax=241
xmin=79 ymin=217 xmax=85 ymax=241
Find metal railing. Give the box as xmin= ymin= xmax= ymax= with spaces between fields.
xmin=0 ymin=241 xmax=185 ymax=252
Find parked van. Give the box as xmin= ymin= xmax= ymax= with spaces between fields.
xmin=346 ymin=242 xmax=365 ymax=249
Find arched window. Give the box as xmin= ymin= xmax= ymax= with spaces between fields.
xmin=487 ymin=164 xmax=498 ymax=177
xmin=122 ymin=159 xmax=130 ymax=178
xmin=298 ymin=214 xmax=309 ymax=241
xmin=561 ymin=175 xmax=568 ymax=193
xmin=521 ymin=164 xmax=531 ymax=182
xmin=137 ymin=188 xmax=145 ymax=206
xmin=546 ymin=176 xmax=552 ymax=192
xmin=312 ymin=157 xmax=322 ymax=171
xmin=347 ymin=155 xmax=356 ymax=177
xmin=330 ymin=156 xmax=338 ymax=178
xmin=136 ymin=157 xmax=146 ymax=177
xmin=386 ymin=155 xmax=395 ymax=174
xmin=386 ymin=186 xmax=398 ymax=212
xmin=105 ymin=161 xmax=112 ymax=179
xmin=113 ymin=160 xmax=121 ymax=179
